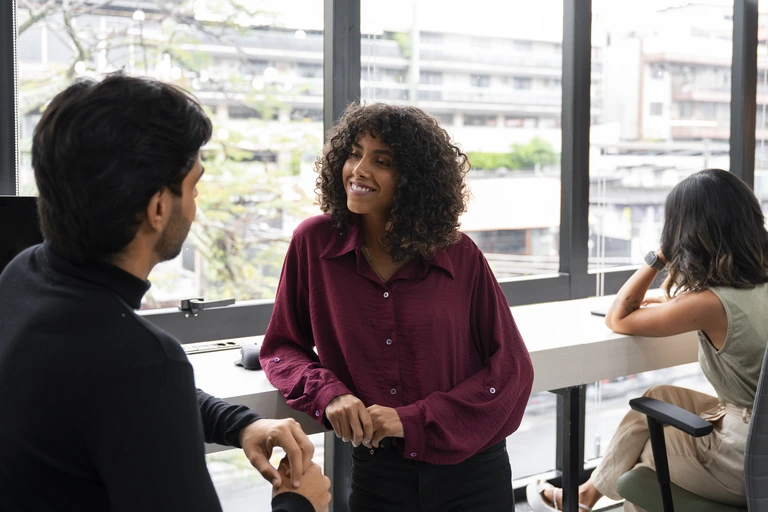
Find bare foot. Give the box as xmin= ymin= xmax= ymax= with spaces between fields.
xmin=541 ymin=485 xmax=563 ymax=509
xmin=578 ymin=481 xmax=603 ymax=508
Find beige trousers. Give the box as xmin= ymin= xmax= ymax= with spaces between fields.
xmin=590 ymin=385 xmax=749 ymax=512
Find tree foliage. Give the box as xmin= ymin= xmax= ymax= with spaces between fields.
xmin=17 ymin=0 xmax=321 ymax=305
xmin=467 ymin=137 xmax=559 ymax=171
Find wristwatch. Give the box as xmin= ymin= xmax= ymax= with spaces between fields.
xmin=644 ymin=250 xmax=666 ymax=271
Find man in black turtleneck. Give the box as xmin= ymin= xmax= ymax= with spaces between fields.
xmin=0 ymin=73 xmax=329 ymax=512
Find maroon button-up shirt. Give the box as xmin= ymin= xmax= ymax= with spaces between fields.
xmin=260 ymin=215 xmax=534 ymax=464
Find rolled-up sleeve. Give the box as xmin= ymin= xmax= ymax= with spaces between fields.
xmin=395 ymin=253 xmax=534 ymax=464
xmin=260 ymin=236 xmax=352 ymax=425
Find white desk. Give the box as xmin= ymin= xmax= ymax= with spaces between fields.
xmin=190 ymin=294 xmax=698 ymax=440
xmin=190 ymin=294 xmax=699 ymax=512
xmin=514 ymin=296 xmax=698 ymax=393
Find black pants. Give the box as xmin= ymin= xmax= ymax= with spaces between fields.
xmin=348 ymin=438 xmax=514 ymax=512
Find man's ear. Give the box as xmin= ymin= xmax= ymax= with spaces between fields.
xmin=143 ymin=187 xmax=171 ymax=234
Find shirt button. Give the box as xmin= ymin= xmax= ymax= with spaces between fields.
xmin=490 ymin=387 xmax=496 ymax=394
xmin=273 ymin=357 xmax=281 ymax=363
xmin=410 ymin=452 xmax=417 ymax=458
xmin=315 ymin=410 xmax=320 ymax=417
xmin=386 ymin=339 xmax=393 ymax=345
xmin=390 ymin=388 xmax=397 ymax=395
xmin=383 ymin=292 xmax=389 ymax=298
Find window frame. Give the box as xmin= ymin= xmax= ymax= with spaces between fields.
xmin=0 ymin=0 xmax=17 ymax=196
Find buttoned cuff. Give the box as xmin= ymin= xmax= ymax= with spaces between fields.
xmin=312 ymin=381 xmax=354 ymax=427
xmin=396 ymin=403 xmax=426 ymax=461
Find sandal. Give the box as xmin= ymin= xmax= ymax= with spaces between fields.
xmin=525 ymin=480 xmax=593 ymax=512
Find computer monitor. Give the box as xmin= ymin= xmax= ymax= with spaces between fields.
xmin=0 ymin=196 xmax=44 ymax=275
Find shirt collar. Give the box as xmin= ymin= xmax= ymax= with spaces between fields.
xmin=320 ymin=219 xmax=360 ymax=260
xmin=320 ymin=219 xmax=455 ymax=279
xmin=425 ymin=248 xmax=455 ymax=279
xmin=42 ymin=243 xmax=151 ymax=309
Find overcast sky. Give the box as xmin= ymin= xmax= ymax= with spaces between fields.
xmin=192 ymin=0 xmax=739 ymax=42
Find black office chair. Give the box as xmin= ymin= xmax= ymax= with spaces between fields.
xmin=616 ymin=347 xmax=768 ymax=512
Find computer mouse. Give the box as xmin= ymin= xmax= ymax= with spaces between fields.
xmin=235 ymin=343 xmax=261 ymax=370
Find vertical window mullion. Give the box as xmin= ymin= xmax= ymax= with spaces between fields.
xmin=560 ymin=0 xmax=592 ymax=298
xmin=729 ymin=0 xmax=758 ymax=187
xmin=0 ymin=0 xmax=19 ymax=195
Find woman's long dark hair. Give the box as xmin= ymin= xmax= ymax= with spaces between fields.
xmin=661 ymin=168 xmax=768 ymax=296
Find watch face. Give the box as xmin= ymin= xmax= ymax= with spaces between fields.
xmin=645 ymin=251 xmax=655 ymax=265
xmin=645 ymin=251 xmax=665 ymax=270
xmin=645 ymin=251 xmax=661 ymax=268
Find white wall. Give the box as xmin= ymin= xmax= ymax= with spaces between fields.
xmin=602 ymin=36 xmax=642 ymax=140
xmin=642 ymin=64 xmax=673 ymax=141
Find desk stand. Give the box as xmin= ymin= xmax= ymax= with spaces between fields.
xmin=555 ymin=385 xmax=587 ymax=512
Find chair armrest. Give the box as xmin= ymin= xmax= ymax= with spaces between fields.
xmin=629 ymin=397 xmax=713 ymax=437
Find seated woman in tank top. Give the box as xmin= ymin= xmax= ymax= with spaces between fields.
xmin=528 ymin=168 xmax=767 ymax=512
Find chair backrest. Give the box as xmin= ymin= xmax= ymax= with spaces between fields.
xmin=745 ymin=344 xmax=768 ymax=510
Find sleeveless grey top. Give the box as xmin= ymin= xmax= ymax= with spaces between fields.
xmin=698 ymin=283 xmax=768 ymax=408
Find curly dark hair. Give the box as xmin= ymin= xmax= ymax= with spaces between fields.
xmin=316 ymin=103 xmax=470 ymax=262
xmin=660 ymin=168 xmax=768 ymax=296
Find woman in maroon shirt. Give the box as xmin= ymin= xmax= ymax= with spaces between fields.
xmin=260 ymin=103 xmax=534 ymax=511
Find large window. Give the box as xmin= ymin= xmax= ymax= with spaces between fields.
xmin=360 ymin=0 xmax=563 ymax=280
xmin=589 ymin=0 xmax=732 ymax=271
xmin=756 ymin=4 xmax=768 ymax=206
xmin=16 ymin=0 xmax=324 ymax=308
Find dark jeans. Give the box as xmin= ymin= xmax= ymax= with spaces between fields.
xmin=348 ymin=438 xmax=514 ymax=512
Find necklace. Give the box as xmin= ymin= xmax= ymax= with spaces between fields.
xmin=363 ymin=245 xmax=387 ymax=283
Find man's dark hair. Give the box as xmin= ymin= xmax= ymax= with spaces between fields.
xmin=31 ymin=72 xmax=212 ymax=261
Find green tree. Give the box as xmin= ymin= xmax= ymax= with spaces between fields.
xmin=467 ymin=137 xmax=559 ymax=171
xmin=392 ymin=31 xmax=412 ymax=59
xmin=466 ymin=151 xmax=515 ymax=170
xmin=509 ymin=137 xmax=559 ymax=169
xmin=18 ymin=0 xmax=321 ymax=305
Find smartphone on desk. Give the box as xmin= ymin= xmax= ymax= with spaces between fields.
xmin=590 ymin=306 xmax=610 ymax=317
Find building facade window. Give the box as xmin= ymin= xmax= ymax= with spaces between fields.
xmin=470 ymin=74 xmax=491 ymax=87
xmin=650 ymin=64 xmax=666 ymax=79
xmin=514 ymin=77 xmax=533 ymax=90
xmin=419 ymin=70 xmax=443 ymax=85
xmin=420 ymin=31 xmax=444 ymax=44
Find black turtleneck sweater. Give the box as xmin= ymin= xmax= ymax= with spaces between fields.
xmin=0 ymin=244 xmax=313 ymax=512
